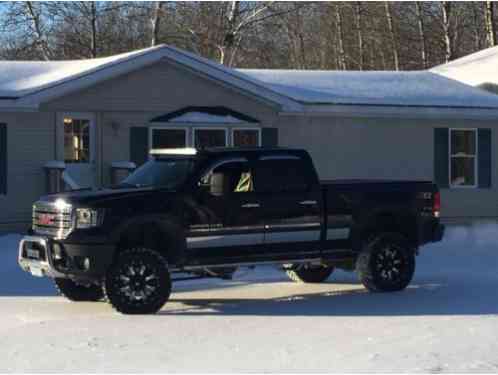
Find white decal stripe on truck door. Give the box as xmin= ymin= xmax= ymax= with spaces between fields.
xmin=265 ymin=230 xmax=321 ymax=244
xmin=186 ymin=233 xmax=263 ymax=249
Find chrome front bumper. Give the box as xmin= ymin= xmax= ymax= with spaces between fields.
xmin=18 ymin=235 xmax=65 ymax=278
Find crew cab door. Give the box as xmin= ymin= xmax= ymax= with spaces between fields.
xmin=253 ymin=154 xmax=322 ymax=260
xmin=186 ymin=157 xmax=266 ymax=264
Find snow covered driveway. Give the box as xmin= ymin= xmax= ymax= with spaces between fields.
xmin=1 ymin=226 xmax=498 ymax=372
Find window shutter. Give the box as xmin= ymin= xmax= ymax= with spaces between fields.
xmin=130 ymin=127 xmax=149 ymax=167
xmin=261 ymin=127 xmax=278 ymax=147
xmin=434 ymin=128 xmax=449 ymax=188
xmin=0 ymin=123 xmax=7 ymax=194
xmin=478 ymin=128 xmax=492 ymax=188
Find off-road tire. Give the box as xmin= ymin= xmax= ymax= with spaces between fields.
xmin=54 ymin=278 xmax=104 ymax=302
xmin=104 ymin=248 xmax=171 ymax=315
xmin=356 ymin=232 xmax=415 ymax=292
xmin=286 ymin=264 xmax=334 ymax=283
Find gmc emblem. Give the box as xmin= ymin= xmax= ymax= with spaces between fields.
xmin=38 ymin=213 xmax=55 ymax=226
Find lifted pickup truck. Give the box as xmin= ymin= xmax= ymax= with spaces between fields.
xmin=19 ymin=147 xmax=444 ymax=314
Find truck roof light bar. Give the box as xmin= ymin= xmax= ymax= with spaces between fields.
xmin=149 ymin=148 xmax=198 ymax=156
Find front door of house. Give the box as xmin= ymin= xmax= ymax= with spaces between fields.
xmin=60 ymin=113 xmax=96 ymax=188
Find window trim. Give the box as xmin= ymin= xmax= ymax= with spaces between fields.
xmin=149 ymin=126 xmax=189 ymax=152
xmin=232 ymin=127 xmax=262 ymax=147
xmin=0 ymin=123 xmax=6 ymax=196
xmin=449 ymin=128 xmax=478 ymax=189
xmin=193 ymin=127 xmax=229 ymax=148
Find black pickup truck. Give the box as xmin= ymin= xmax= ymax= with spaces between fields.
xmin=18 ymin=147 xmax=444 ymax=314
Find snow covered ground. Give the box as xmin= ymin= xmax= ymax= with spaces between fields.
xmin=1 ymin=225 xmax=498 ymax=372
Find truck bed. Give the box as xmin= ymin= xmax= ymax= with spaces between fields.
xmin=320 ymin=179 xmax=437 ymax=193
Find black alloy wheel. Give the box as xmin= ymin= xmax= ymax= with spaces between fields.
xmin=104 ymin=248 xmax=171 ymax=314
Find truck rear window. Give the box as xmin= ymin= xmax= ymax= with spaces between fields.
xmin=254 ymin=158 xmax=310 ymax=193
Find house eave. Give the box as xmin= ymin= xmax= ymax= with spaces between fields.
xmin=279 ymin=103 xmax=498 ymax=120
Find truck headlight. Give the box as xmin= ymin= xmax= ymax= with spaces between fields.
xmin=75 ymin=208 xmax=101 ymax=229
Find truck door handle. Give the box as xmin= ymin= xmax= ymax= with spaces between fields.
xmin=299 ymin=200 xmax=317 ymax=206
xmin=241 ymin=203 xmax=260 ymax=208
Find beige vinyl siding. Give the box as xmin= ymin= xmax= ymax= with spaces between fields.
xmin=277 ymin=114 xmax=498 ymax=220
xmin=42 ymin=60 xmax=280 ymax=117
xmin=0 ymin=112 xmax=55 ymax=229
xmin=42 ymin=60 xmax=279 ymax=187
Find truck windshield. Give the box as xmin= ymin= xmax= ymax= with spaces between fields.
xmin=119 ymin=158 xmax=195 ymax=189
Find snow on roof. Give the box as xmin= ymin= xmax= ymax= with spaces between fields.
xmin=0 ymin=44 xmax=298 ymax=110
xmin=168 ymin=112 xmax=244 ymax=123
xmin=238 ymin=69 xmax=498 ymax=109
xmin=150 ymin=106 xmax=258 ymax=123
xmin=2 ymin=43 xmax=498 ymax=111
xmin=431 ymin=46 xmax=498 ymax=87
xmin=0 ymin=47 xmax=158 ymax=98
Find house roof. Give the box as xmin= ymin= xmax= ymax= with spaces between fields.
xmin=238 ymin=69 xmax=498 ymax=109
xmin=0 ymin=45 xmax=298 ymax=110
xmin=2 ymin=44 xmax=498 ymax=111
xmin=431 ymin=46 xmax=498 ymax=87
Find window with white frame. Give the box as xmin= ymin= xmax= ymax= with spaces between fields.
xmin=233 ymin=128 xmax=261 ymax=147
xmin=450 ymin=129 xmax=477 ymax=187
xmin=149 ymin=126 xmax=261 ymax=150
xmin=150 ymin=128 xmax=187 ymax=149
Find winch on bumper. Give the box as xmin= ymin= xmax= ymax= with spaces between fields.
xmin=18 ymin=235 xmax=114 ymax=280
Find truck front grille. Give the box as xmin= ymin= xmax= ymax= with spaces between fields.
xmin=32 ymin=201 xmax=73 ymax=239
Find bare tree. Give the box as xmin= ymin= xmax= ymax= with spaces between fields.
xmin=335 ymin=4 xmax=346 ymax=70
xmin=150 ymin=1 xmax=164 ymax=46
xmin=384 ymin=2 xmax=399 ymax=70
xmin=485 ymin=1 xmax=496 ymax=46
xmin=415 ymin=2 xmax=427 ymax=68
xmin=0 ymin=1 xmax=495 ymax=71
xmin=354 ymin=2 xmax=364 ymax=70
xmin=0 ymin=2 xmax=52 ymax=60
xmin=441 ymin=1 xmax=453 ymax=62
xmin=26 ymin=2 xmax=50 ymax=60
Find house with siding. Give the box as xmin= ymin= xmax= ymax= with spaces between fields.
xmin=1 ymin=44 xmax=498 ymax=231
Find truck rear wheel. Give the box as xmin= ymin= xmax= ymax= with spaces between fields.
xmin=104 ymin=248 xmax=171 ymax=315
xmin=286 ymin=264 xmax=334 ymax=283
xmin=356 ymin=232 xmax=415 ymax=292
xmin=54 ymin=278 xmax=104 ymax=302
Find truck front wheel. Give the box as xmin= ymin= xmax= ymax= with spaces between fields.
xmin=54 ymin=278 xmax=104 ymax=302
xmin=104 ymin=248 xmax=171 ymax=314
xmin=286 ymin=264 xmax=334 ymax=283
xmin=356 ymin=232 xmax=415 ymax=292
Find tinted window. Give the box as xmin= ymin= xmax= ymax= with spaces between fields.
xmin=194 ymin=129 xmax=227 ymax=148
xmin=121 ymin=158 xmax=195 ymax=189
xmin=64 ymin=118 xmax=90 ymax=163
xmin=233 ymin=129 xmax=260 ymax=147
xmin=151 ymin=129 xmax=186 ymax=149
xmin=254 ymin=157 xmax=310 ymax=193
